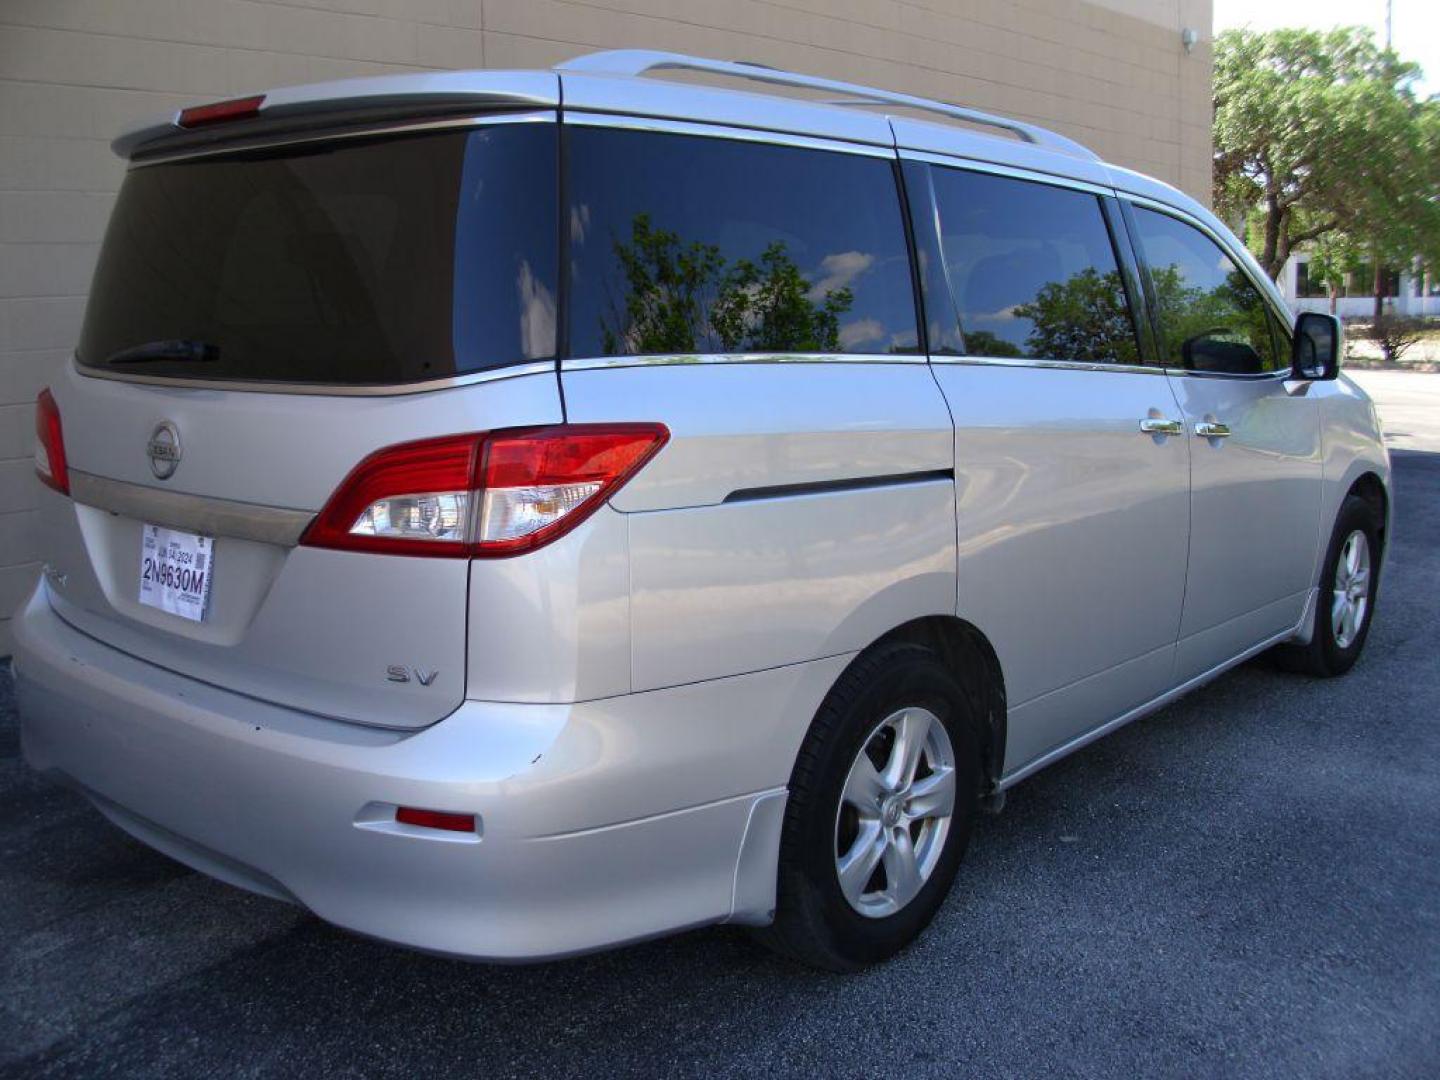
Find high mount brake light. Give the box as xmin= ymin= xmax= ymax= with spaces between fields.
xmin=177 ymin=94 xmax=265 ymax=128
xmin=34 ymin=389 xmax=69 ymax=495
xmin=300 ymin=425 xmax=668 ymax=558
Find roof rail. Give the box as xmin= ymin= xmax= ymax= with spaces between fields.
xmin=556 ymin=50 xmax=1099 ymax=162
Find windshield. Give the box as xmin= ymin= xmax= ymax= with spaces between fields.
xmin=78 ymin=122 xmax=558 ymax=385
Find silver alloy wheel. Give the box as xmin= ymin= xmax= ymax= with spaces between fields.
xmin=834 ymin=706 xmax=956 ymax=919
xmin=1332 ymin=528 xmax=1372 ymax=649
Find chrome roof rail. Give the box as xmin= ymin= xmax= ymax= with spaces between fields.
xmin=556 ymin=49 xmax=1100 ymax=162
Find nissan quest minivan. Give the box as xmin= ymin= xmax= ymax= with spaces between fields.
xmin=13 ymin=51 xmax=1390 ymax=971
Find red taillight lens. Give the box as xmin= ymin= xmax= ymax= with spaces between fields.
xmin=34 ymin=388 xmax=68 ymax=495
xmin=299 ymin=435 xmax=481 ymax=557
xmin=178 ymin=94 xmax=265 ymax=128
xmin=301 ymin=424 xmax=668 ymax=558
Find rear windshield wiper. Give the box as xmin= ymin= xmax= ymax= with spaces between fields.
xmin=103 ymin=339 xmax=220 ymax=365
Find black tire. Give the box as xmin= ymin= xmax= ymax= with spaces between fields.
xmin=1271 ymin=494 xmax=1382 ymax=677
xmin=757 ymin=642 xmax=982 ymax=972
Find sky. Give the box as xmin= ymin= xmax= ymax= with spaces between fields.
xmin=1213 ymin=0 xmax=1439 ymax=98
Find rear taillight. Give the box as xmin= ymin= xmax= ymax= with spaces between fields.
xmin=34 ymin=388 xmax=68 ymax=495
xmin=301 ymin=424 xmax=668 ymax=558
xmin=177 ymin=94 xmax=265 ymax=128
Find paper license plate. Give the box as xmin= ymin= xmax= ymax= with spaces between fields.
xmin=139 ymin=524 xmax=214 ymax=622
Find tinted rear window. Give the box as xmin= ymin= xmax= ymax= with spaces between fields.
xmin=78 ymin=123 xmax=557 ymax=385
xmin=566 ymin=128 xmax=919 ymax=357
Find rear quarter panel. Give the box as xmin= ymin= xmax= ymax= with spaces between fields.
xmin=561 ymin=362 xmax=957 ymax=691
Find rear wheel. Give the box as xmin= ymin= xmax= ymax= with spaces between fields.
xmin=1272 ymin=494 xmax=1381 ymax=677
xmin=759 ymin=643 xmax=982 ymax=971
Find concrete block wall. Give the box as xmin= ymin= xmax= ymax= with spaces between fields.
xmin=0 ymin=0 xmax=1213 ymax=656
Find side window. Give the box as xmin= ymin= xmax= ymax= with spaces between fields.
xmin=1130 ymin=207 xmax=1282 ymax=375
xmin=927 ymin=167 xmax=1141 ymax=365
xmin=566 ymin=127 xmax=919 ymax=357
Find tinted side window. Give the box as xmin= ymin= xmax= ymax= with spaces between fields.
xmin=566 ymin=128 xmax=919 ymax=357
xmin=1130 ymin=207 xmax=1281 ymax=375
xmin=927 ymin=168 xmax=1140 ymax=364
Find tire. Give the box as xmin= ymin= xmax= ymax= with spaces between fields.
xmin=758 ymin=642 xmax=982 ymax=971
xmin=1271 ymin=494 xmax=1381 ymax=677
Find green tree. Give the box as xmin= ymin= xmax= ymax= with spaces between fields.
xmin=711 ymin=242 xmax=852 ymax=353
xmin=601 ymin=216 xmax=855 ymax=354
xmin=959 ymin=330 xmax=1023 ymax=359
xmin=1214 ymin=25 xmax=1440 ymax=300
xmin=1012 ymin=267 xmax=1139 ymax=364
xmin=601 ymin=213 xmax=725 ymax=355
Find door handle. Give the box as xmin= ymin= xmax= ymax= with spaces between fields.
xmin=1138 ymin=417 xmax=1184 ymax=436
xmin=1194 ymin=421 xmax=1232 ymax=439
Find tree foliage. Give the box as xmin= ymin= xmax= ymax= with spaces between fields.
xmin=1012 ymin=267 xmax=1139 ymax=364
xmin=600 ymin=213 xmax=853 ymax=355
xmin=1213 ymin=27 xmax=1440 ymax=283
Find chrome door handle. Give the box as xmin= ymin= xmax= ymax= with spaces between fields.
xmin=1139 ymin=417 xmax=1184 ymax=436
xmin=1194 ymin=421 xmax=1232 ymax=438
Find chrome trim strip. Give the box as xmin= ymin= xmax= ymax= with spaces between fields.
xmin=561 ymin=352 xmax=927 ymax=372
xmin=561 ymin=111 xmax=896 ymax=159
xmin=898 ymin=148 xmax=1113 ymax=197
xmin=931 ymin=353 xmax=1288 ymax=382
xmin=929 ymin=354 xmax=1166 ymax=376
xmin=130 ymin=111 xmax=555 ymax=168
xmin=70 ymin=470 xmax=314 ymax=547
xmin=75 ymin=358 xmax=556 ymax=397
xmin=1162 ymin=365 xmax=1292 ymax=382
xmin=998 ymin=600 xmax=1313 ymax=791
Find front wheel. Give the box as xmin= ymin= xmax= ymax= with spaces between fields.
xmin=758 ymin=643 xmax=982 ymax=971
xmin=1272 ymin=494 xmax=1381 ymax=677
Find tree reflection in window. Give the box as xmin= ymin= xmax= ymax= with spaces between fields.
xmin=1010 ymin=266 xmax=1139 ymax=365
xmin=600 ymin=213 xmax=854 ymax=355
xmin=1147 ymin=264 xmax=1277 ymax=373
xmin=568 ymin=127 xmax=919 ymax=359
xmin=929 ymin=168 xmax=1142 ymax=366
xmin=1131 ymin=207 xmax=1281 ymax=374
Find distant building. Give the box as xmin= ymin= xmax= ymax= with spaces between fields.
xmin=1276 ymin=253 xmax=1440 ymax=318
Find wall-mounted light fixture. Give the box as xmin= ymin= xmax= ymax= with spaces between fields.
xmin=1181 ymin=27 xmax=1198 ymax=54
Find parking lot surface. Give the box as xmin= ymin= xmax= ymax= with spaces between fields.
xmin=3 ymin=400 xmax=1438 ymax=1078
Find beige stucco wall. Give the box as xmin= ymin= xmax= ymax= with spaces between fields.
xmin=0 ymin=0 xmax=1213 ymax=656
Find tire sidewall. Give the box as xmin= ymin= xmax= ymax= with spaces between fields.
xmin=1316 ymin=497 xmax=1381 ymax=674
xmin=783 ymin=649 xmax=981 ymax=968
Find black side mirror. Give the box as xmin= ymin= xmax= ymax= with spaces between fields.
xmin=1292 ymin=312 xmax=1341 ymax=380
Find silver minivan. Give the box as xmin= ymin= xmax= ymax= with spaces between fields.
xmin=13 ymin=51 xmax=1390 ymax=970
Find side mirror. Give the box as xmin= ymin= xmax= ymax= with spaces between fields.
xmin=1292 ymin=312 xmax=1341 ymax=381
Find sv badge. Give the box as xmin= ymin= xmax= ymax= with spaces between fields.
xmin=387 ymin=665 xmax=439 ymax=686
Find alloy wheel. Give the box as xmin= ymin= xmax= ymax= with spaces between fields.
xmin=1331 ymin=529 xmax=1371 ymax=649
xmin=834 ymin=707 xmax=956 ymax=918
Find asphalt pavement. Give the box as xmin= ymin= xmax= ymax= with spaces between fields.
xmin=2 ymin=392 xmax=1438 ymax=1078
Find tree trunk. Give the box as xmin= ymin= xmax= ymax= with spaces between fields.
xmin=1372 ymin=244 xmax=1385 ymax=327
xmin=1261 ymin=193 xmax=1283 ymax=280
xmin=1328 ymin=283 xmax=1337 ymax=315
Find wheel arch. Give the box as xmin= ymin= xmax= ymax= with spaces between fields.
xmin=869 ymin=616 xmax=1009 ymax=791
xmin=1346 ymin=470 xmax=1389 ymax=558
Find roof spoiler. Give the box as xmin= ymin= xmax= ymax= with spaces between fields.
xmin=113 ymin=70 xmax=558 ymax=161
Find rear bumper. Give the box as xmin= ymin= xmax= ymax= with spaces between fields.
xmin=12 ymin=582 xmax=838 ymax=960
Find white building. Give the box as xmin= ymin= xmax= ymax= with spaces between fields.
xmin=1276 ymin=253 xmax=1440 ymax=318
